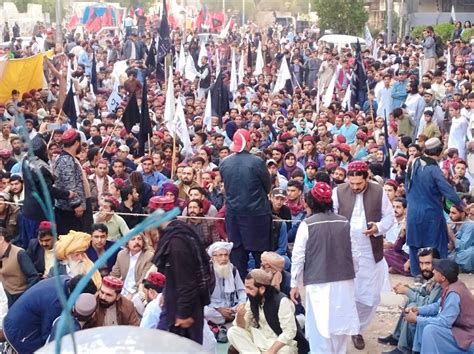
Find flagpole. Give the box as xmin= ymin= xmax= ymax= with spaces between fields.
xmin=101 ymin=117 xmax=122 ymax=155
xmin=171 ymin=133 xmax=177 ymax=180
xmin=148 ymin=134 xmax=152 ymax=154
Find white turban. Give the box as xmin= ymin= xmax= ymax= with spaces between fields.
xmin=207 ymin=241 xmax=233 ymax=258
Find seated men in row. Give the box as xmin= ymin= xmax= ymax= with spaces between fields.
xmin=448 ymin=204 xmax=474 ymax=273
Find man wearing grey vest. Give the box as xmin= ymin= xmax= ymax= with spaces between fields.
xmin=332 ymin=161 xmax=395 ymax=350
xmin=291 ymin=182 xmax=360 ymax=353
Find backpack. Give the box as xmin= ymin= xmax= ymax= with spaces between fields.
xmin=434 ymin=35 xmax=444 ymax=58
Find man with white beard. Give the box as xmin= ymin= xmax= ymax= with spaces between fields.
xmin=54 ymin=230 xmax=102 ymax=290
xmin=205 ymin=242 xmax=246 ymax=343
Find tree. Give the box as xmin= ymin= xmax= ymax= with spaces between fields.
xmin=313 ymin=0 xmax=368 ymax=36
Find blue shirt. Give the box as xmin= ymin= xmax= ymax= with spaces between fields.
xmin=141 ymin=171 xmax=169 ymax=192
xmin=340 ymin=123 xmax=358 ymax=144
xmin=140 ymin=296 xmax=162 ymax=328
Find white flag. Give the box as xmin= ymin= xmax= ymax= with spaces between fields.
xmin=341 ymin=85 xmax=351 ymax=111
xmin=184 ymin=54 xmax=198 ymax=82
xmin=164 ymin=66 xmax=176 ymax=133
xmin=175 ymin=99 xmax=193 ymax=156
xmin=230 ymin=48 xmax=238 ymax=93
xmin=219 ymin=17 xmax=233 ymax=39
xmin=323 ymin=69 xmax=338 ymax=107
xmin=273 ymin=57 xmax=291 ymax=93
xmin=238 ymin=49 xmax=245 ymax=84
xmin=215 ymin=47 xmax=221 ymax=77
xmin=203 ymin=91 xmax=213 ymax=132
xmin=254 ymin=41 xmax=264 ymax=76
xmin=178 ymin=43 xmax=186 ymax=75
xmin=198 ymin=41 xmax=207 ymax=63
xmin=364 ymin=25 xmax=373 ymax=48
xmin=107 ymin=89 xmax=122 ymax=113
xmin=447 ymin=47 xmax=452 ymax=79
xmin=451 ymin=5 xmax=456 ymax=22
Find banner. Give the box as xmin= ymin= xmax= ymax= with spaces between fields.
xmin=0 ymin=54 xmax=44 ymax=104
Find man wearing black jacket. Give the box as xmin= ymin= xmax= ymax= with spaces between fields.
xmin=220 ymin=129 xmax=272 ymax=278
xmin=154 ymin=217 xmax=212 ymax=345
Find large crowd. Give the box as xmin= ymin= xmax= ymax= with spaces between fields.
xmin=0 ymin=12 xmax=473 ymax=354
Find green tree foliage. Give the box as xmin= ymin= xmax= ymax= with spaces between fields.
xmin=461 ymin=28 xmax=474 ymax=42
xmin=434 ymin=23 xmax=455 ymax=42
xmin=410 ymin=25 xmax=425 ymax=39
xmin=312 ymin=0 xmax=368 ymax=36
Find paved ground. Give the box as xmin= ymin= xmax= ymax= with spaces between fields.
xmin=218 ymin=273 xmax=474 ymax=354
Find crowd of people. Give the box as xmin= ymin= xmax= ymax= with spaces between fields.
xmin=0 ymin=13 xmax=473 ymax=354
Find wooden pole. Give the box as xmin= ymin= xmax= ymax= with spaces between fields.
xmin=148 ymin=133 xmax=152 ymax=154
xmin=171 ymin=133 xmax=177 ymax=180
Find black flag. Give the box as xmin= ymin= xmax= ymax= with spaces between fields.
xmin=247 ymin=42 xmax=253 ymax=71
xmin=211 ymin=71 xmax=230 ymax=121
xmin=62 ymin=86 xmax=77 ymax=128
xmin=382 ymin=110 xmax=392 ymax=179
xmin=139 ymin=81 xmax=152 ymax=155
xmin=122 ymin=92 xmax=140 ymax=133
xmin=156 ymin=0 xmax=171 ymax=82
xmin=350 ymin=40 xmax=368 ymax=110
xmin=91 ymin=51 xmax=98 ymax=94
xmin=145 ymin=37 xmax=157 ymax=70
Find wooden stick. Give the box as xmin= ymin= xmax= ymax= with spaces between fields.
xmin=171 ymin=132 xmax=176 ymax=180
xmin=101 ymin=117 xmax=122 ymax=155
xmin=148 ymin=133 xmax=151 ymax=154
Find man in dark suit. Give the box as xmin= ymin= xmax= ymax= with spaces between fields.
xmin=26 ymin=221 xmax=54 ymax=277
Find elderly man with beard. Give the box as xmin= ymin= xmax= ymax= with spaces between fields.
xmin=110 ymin=234 xmax=154 ymax=298
xmin=380 ymin=248 xmax=442 ymax=354
xmin=333 ymin=161 xmax=395 ymax=350
xmin=205 ymin=242 xmax=246 ymax=342
xmin=54 ymin=230 xmax=102 ymax=290
xmin=86 ymin=275 xmax=139 ymax=328
xmin=227 ymin=269 xmax=303 ymax=354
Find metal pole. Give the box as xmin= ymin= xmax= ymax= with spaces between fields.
xmin=242 ymin=0 xmax=245 ymax=26
xmin=223 ymin=0 xmax=226 ymax=18
xmin=398 ymin=0 xmax=404 ymax=39
xmin=387 ymin=0 xmax=393 ymax=44
xmin=55 ymin=0 xmax=63 ymax=44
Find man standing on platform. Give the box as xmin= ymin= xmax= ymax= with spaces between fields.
xmin=333 ymin=161 xmax=394 ymax=350
xmin=220 ymin=129 xmax=272 ymax=278
xmin=291 ymin=182 xmax=360 ymax=353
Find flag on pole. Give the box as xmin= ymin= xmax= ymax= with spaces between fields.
xmin=273 ymin=57 xmax=291 ymax=93
xmin=156 ymin=0 xmax=171 ymax=82
xmin=219 ymin=16 xmax=233 ymax=38
xmin=349 ymin=40 xmax=367 ymax=110
xmin=229 ymin=48 xmax=237 ymax=93
xmin=184 ymin=54 xmax=198 ymax=82
xmin=164 ymin=66 xmax=176 ymax=132
xmin=139 ymin=80 xmax=152 ymax=155
xmin=203 ymin=91 xmax=213 ymax=132
xmin=107 ymin=88 xmax=122 ymax=113
xmin=451 ymin=4 xmax=456 ymax=23
xmin=215 ymin=47 xmax=221 ymax=77
xmin=247 ymin=42 xmax=253 ymax=71
xmin=254 ymin=41 xmax=264 ymax=76
xmin=145 ymin=38 xmax=157 ymax=69
xmin=238 ymin=49 xmax=245 ymax=84
xmin=364 ymin=25 xmax=373 ymax=49
xmin=63 ymin=86 xmax=78 ymax=128
xmin=122 ymin=92 xmax=140 ymax=133
xmin=382 ymin=110 xmax=392 ymax=179
xmin=90 ymin=51 xmax=98 ymax=95
xmin=323 ymin=71 xmax=337 ymax=108
xmin=175 ymin=98 xmax=193 ymax=156
xmin=210 ymin=71 xmax=230 ymax=120
xmin=198 ymin=41 xmax=207 ymax=64
xmin=177 ymin=42 xmax=186 ymax=75
xmin=447 ymin=47 xmax=452 ymax=79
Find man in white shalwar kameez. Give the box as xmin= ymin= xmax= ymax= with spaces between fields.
xmin=333 ymin=161 xmax=394 ymax=350
xmin=291 ymin=182 xmax=360 ymax=354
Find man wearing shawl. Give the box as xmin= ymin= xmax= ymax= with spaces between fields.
xmin=205 ymin=242 xmax=246 ymax=341
xmin=54 ymin=230 xmax=102 ymax=289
